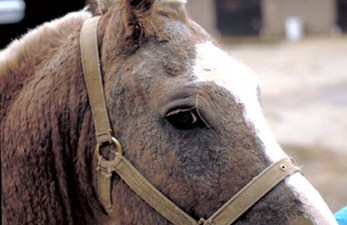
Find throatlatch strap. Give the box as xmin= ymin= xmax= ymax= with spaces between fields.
xmin=80 ymin=16 xmax=114 ymax=211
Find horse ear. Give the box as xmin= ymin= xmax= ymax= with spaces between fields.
xmin=122 ymin=0 xmax=156 ymax=40
xmin=124 ymin=0 xmax=155 ymax=22
xmin=87 ymin=0 xmax=117 ymax=15
xmin=128 ymin=0 xmax=155 ymax=12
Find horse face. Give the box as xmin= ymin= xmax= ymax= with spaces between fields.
xmin=95 ymin=0 xmax=337 ymax=224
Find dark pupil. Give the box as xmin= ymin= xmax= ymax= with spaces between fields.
xmin=166 ymin=111 xmax=197 ymax=130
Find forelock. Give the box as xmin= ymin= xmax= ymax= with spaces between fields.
xmin=155 ymin=0 xmax=188 ymax=21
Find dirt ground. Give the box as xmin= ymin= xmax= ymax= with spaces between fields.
xmin=220 ymin=35 xmax=347 ymax=213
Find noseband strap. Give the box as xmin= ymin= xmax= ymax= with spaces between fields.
xmin=80 ymin=17 xmax=301 ymax=225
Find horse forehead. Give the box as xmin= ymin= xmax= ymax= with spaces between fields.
xmin=192 ymin=41 xmax=291 ymax=163
xmin=192 ymin=41 xmax=259 ymax=98
xmin=191 ymin=41 xmax=261 ymax=124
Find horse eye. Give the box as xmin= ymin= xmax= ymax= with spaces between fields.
xmin=165 ymin=108 xmax=205 ymax=130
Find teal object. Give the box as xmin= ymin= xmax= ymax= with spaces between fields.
xmin=335 ymin=206 xmax=347 ymax=225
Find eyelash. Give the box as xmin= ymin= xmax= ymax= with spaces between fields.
xmin=164 ymin=107 xmax=207 ymax=130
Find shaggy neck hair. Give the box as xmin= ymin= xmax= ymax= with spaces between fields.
xmin=0 ymin=11 xmax=91 ymax=118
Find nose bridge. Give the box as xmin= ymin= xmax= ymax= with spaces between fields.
xmin=285 ymin=173 xmax=338 ymax=225
xmin=291 ymin=216 xmax=316 ymax=225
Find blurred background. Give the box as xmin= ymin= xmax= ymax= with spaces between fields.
xmin=0 ymin=0 xmax=85 ymax=48
xmin=1 ymin=0 xmax=346 ymax=213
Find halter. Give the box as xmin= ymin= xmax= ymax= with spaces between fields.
xmin=80 ymin=16 xmax=301 ymax=225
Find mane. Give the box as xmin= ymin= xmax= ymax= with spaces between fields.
xmin=0 ymin=10 xmax=91 ymax=70
xmin=0 ymin=10 xmax=91 ymax=119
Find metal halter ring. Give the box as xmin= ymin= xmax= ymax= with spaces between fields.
xmin=95 ymin=136 xmax=123 ymax=163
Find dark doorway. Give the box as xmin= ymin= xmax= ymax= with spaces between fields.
xmin=337 ymin=0 xmax=347 ymax=32
xmin=0 ymin=0 xmax=86 ymax=49
xmin=215 ymin=0 xmax=261 ymax=36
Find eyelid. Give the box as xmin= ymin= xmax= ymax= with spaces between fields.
xmin=165 ymin=106 xmax=210 ymax=130
xmin=165 ymin=107 xmax=195 ymax=117
xmin=165 ymin=108 xmax=198 ymax=124
xmin=161 ymin=94 xmax=214 ymax=130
